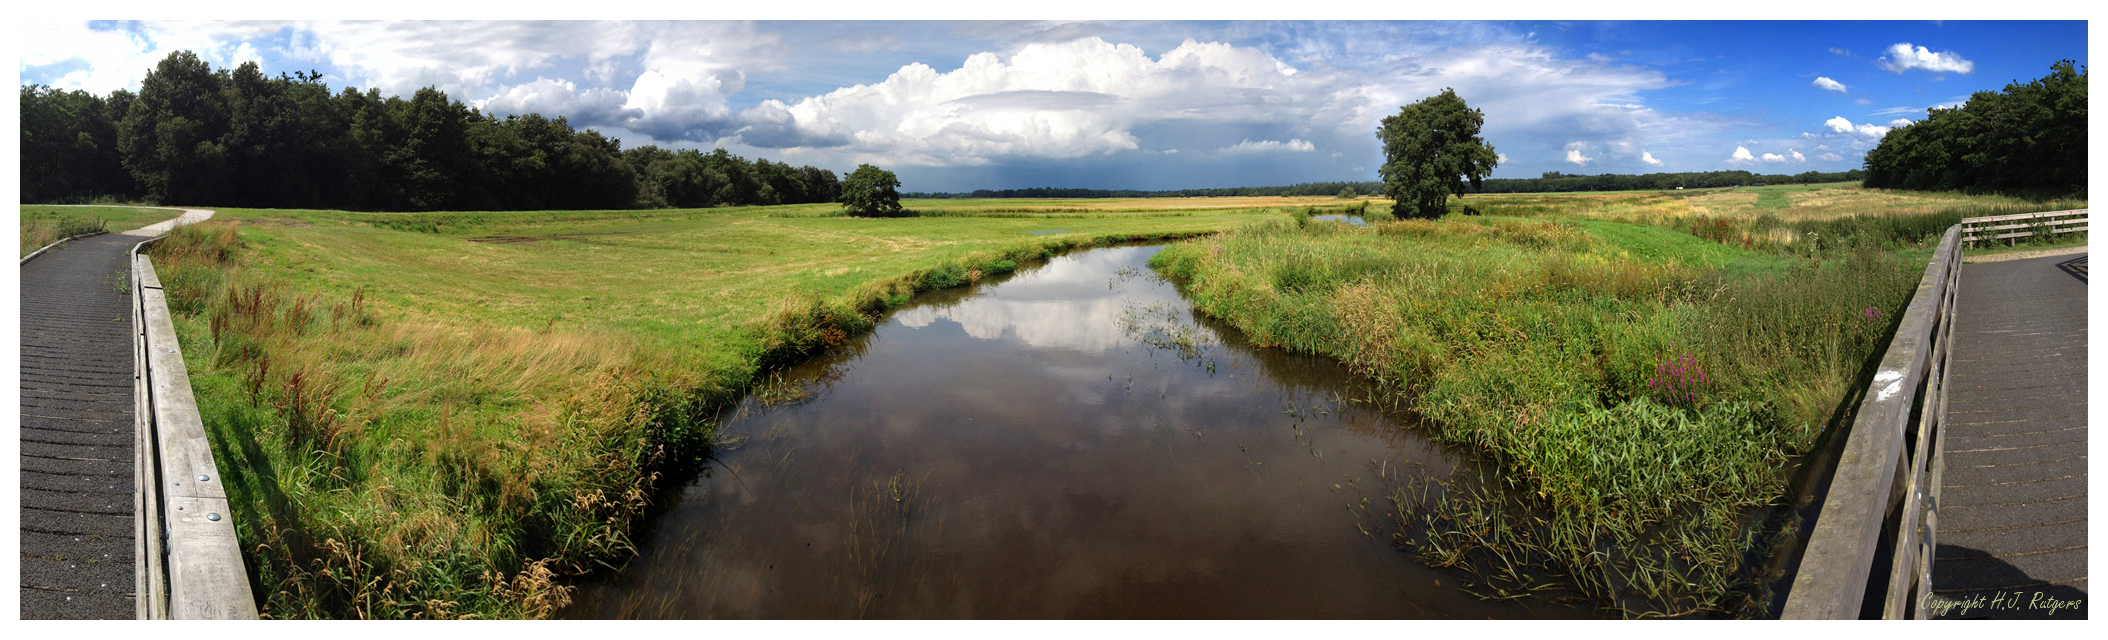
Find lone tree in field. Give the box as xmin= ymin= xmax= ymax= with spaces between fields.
xmin=1378 ymin=88 xmax=1499 ymax=219
xmin=840 ymin=164 xmax=904 ymax=217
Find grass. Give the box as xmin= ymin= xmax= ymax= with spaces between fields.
xmin=18 ymin=205 xmax=181 ymax=257
xmin=1149 ymin=188 xmax=2079 ymax=617
xmin=147 ymin=199 xmax=1290 ymax=618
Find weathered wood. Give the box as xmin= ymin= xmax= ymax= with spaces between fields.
xmin=132 ymin=247 xmax=165 ymax=620
xmin=136 ymin=252 xmax=257 ymax=619
xmin=1958 ymin=208 xmax=2088 ymax=224
xmin=1960 ymin=209 xmax=2089 ymax=243
xmin=1783 ymin=226 xmax=1960 ymax=619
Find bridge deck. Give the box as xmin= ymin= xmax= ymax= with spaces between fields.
xmin=19 ymin=233 xmax=145 ymax=619
xmin=1933 ymin=251 xmax=2088 ymax=619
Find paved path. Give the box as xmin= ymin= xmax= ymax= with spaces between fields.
xmin=19 ymin=207 xmax=214 ymax=619
xmin=19 ymin=232 xmax=148 ymax=619
xmin=1932 ymin=251 xmax=2087 ymax=620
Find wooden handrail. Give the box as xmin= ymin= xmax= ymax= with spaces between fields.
xmin=1782 ymin=225 xmax=1960 ymax=619
xmin=1960 ymin=209 xmax=2088 ymax=243
xmin=133 ymin=236 xmax=259 ymax=619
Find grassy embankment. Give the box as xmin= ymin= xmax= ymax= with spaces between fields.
xmin=1152 ymin=184 xmax=2083 ymax=617
xmin=144 ymin=197 xmax=1304 ymax=618
xmin=19 ymin=205 xmax=182 ymax=257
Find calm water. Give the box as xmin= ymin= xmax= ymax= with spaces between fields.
xmin=563 ymin=244 xmax=1590 ymax=619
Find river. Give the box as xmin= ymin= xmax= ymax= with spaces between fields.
xmin=562 ymin=244 xmax=1592 ymax=619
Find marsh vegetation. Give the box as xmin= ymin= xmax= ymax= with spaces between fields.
xmin=129 ymin=182 xmax=2081 ymax=618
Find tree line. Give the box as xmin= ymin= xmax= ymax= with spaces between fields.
xmin=20 ymin=51 xmax=844 ymax=211
xmin=1481 ymin=169 xmax=1866 ymax=193
xmin=1861 ymin=61 xmax=2086 ymax=195
xmin=907 ymin=168 xmax=1869 ymax=203
xmin=903 ymin=182 xmax=1390 ymax=200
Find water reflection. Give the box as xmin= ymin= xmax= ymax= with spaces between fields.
xmin=1312 ymin=214 xmax=1366 ymax=226
xmin=563 ymin=245 xmax=1591 ymax=619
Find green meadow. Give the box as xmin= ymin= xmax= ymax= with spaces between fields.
xmin=141 ymin=199 xmax=1279 ymax=618
xmin=128 ymin=184 xmax=2082 ymax=618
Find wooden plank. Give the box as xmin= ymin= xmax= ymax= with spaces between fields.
xmin=1964 ymin=219 xmax=2088 ymax=234
xmin=132 ymin=249 xmax=169 ymax=619
xmin=1783 ymin=226 xmax=1958 ymax=619
xmin=1958 ymin=209 xmax=2088 ymax=224
xmin=138 ymin=254 xmax=256 ymax=619
xmin=142 ymin=287 xmax=229 ymax=502
xmin=133 ymin=250 xmax=152 ymax=620
xmin=163 ymin=496 xmax=258 ymax=619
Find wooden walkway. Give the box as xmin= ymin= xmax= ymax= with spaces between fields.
xmin=1932 ymin=251 xmax=2088 ymax=619
xmin=19 ymin=233 xmax=144 ymax=619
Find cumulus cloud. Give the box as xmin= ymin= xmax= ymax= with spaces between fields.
xmin=1729 ymin=146 xmax=1756 ymax=164
xmin=1812 ymin=76 xmax=1847 ymax=92
xmin=1563 ymin=141 xmax=1593 ymax=166
xmin=1878 ymin=43 xmax=1974 ymax=74
xmin=1641 ymin=151 xmax=1663 ymax=166
xmin=1818 ymin=152 xmax=1844 ymax=162
xmin=1888 ymin=118 xmax=1913 ymax=128
xmin=476 ymin=77 xmax=634 ymax=124
xmin=1825 ymin=116 xmax=1891 ymax=138
xmin=1220 ymin=138 xmax=1315 ymax=154
xmin=13 ymin=22 xmax=1723 ymax=180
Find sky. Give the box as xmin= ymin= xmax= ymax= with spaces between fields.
xmin=14 ymin=18 xmax=2092 ymax=193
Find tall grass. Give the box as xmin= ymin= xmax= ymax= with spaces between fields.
xmin=19 ymin=211 xmax=108 ymax=256
xmin=1151 ymin=216 xmax=1920 ymax=616
xmin=152 ymin=217 xmax=1218 ymax=618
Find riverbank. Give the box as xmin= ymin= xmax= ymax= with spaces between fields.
xmin=1148 ymin=205 xmax=1986 ymax=616
xmin=141 ymin=199 xmax=1287 ymax=618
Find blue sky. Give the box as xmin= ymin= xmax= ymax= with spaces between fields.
xmin=16 ymin=19 xmax=2089 ymax=192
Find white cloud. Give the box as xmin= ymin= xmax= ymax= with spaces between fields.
xmin=1729 ymin=146 xmax=1756 ymax=164
xmin=1220 ymin=138 xmax=1315 ymax=154
xmin=1818 ymin=152 xmax=1844 ymax=162
xmin=1496 ymin=153 xmax=1509 ymax=164
xmin=1825 ymin=116 xmax=1891 ymax=138
xmin=1887 ymin=118 xmax=1913 ymax=128
xmin=1812 ymin=76 xmax=1847 ymax=92
xmin=1563 ymin=141 xmax=1593 ymax=166
xmin=13 ymin=22 xmax=1713 ymax=177
xmin=1878 ymin=43 xmax=1974 ymax=74
xmin=1641 ymin=151 xmax=1663 ymax=166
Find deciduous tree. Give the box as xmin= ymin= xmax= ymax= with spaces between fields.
xmin=1378 ymin=88 xmax=1499 ymax=219
xmin=839 ymin=164 xmax=903 ymax=217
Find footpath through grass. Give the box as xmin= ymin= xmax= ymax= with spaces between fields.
xmin=149 ymin=199 xmax=1281 ymax=618
xmin=18 ymin=205 xmax=181 ymax=257
xmin=1150 ymin=191 xmax=2080 ymax=617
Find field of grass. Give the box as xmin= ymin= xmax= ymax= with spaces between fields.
xmin=18 ymin=205 xmax=182 ymax=256
xmin=1150 ymin=188 xmax=2082 ymax=617
xmin=142 ymin=187 xmax=2081 ymax=618
xmin=146 ymin=199 xmax=1293 ymax=618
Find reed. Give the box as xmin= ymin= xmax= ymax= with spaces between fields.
xmin=1151 ymin=212 xmax=1927 ymax=616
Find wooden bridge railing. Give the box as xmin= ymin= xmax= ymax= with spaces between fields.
xmin=1782 ymin=225 xmax=1961 ymax=619
xmin=132 ymin=237 xmax=259 ymax=619
xmin=1960 ymin=208 xmax=2088 ymax=245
